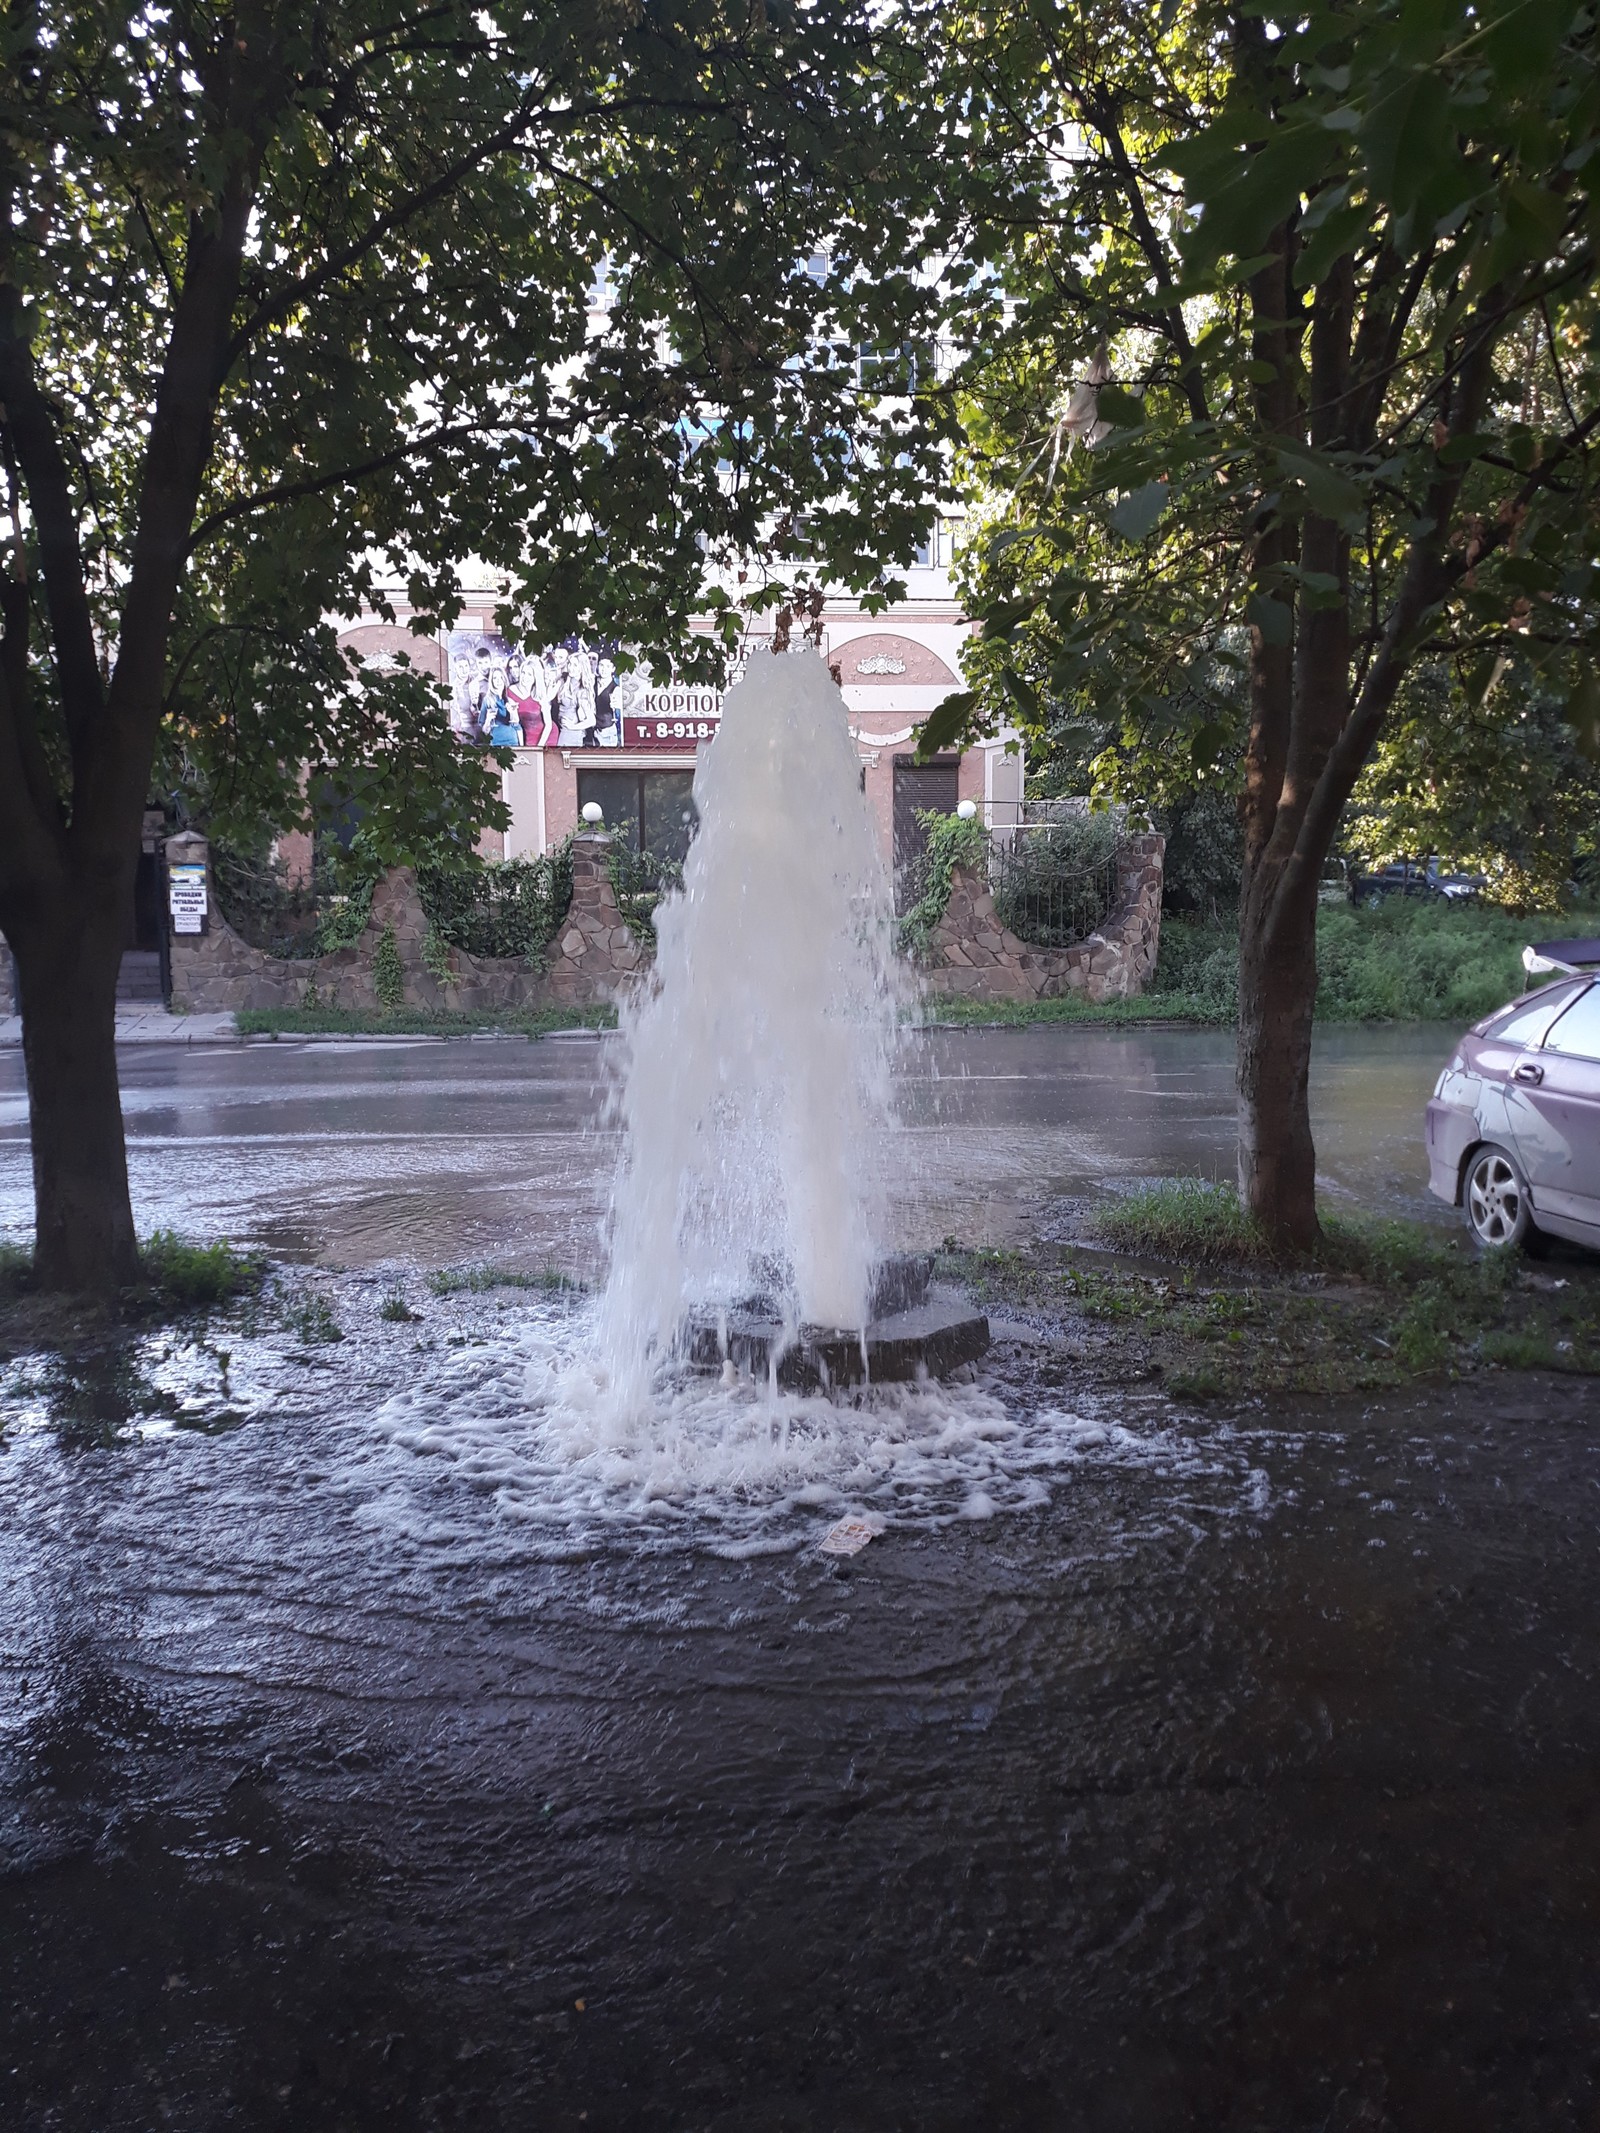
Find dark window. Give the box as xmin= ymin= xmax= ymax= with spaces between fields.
xmin=576 ymin=769 xmax=697 ymax=864
xmin=312 ymin=779 xmax=366 ymax=866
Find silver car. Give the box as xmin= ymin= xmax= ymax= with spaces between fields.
xmin=1427 ymin=939 xmax=1600 ymax=1250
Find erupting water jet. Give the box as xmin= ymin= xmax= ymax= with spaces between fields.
xmin=598 ymin=649 xmax=988 ymax=1396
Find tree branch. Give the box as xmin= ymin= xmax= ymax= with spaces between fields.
xmin=0 ymin=295 xmax=107 ymax=751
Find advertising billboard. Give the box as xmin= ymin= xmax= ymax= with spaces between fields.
xmin=447 ymin=632 xmax=721 ymax=752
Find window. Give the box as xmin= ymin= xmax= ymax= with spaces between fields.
xmin=1542 ymin=983 xmax=1600 ymax=1060
xmin=856 ymin=340 xmax=936 ymax=392
xmin=576 ymin=770 xmax=697 ymax=864
xmin=910 ymin=518 xmax=962 ymax=569
xmin=1483 ymin=981 xmax=1587 ymax=1046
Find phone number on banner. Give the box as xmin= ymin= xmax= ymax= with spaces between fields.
xmin=625 ymin=717 xmax=721 ymax=747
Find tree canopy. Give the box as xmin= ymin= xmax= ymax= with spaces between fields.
xmin=0 ymin=0 xmax=950 ymax=1292
xmin=1 ymin=0 xmax=945 ymax=870
xmin=916 ymin=0 xmax=1600 ymax=1242
xmin=928 ymin=0 xmax=1600 ymax=773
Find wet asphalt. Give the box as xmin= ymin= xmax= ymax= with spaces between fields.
xmin=3 ymin=1024 xmax=1596 ymax=2132
xmin=0 ymin=1021 xmax=1458 ymax=1268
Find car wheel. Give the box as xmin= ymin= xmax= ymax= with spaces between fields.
xmin=1463 ymin=1142 xmax=1536 ymax=1250
xmin=1361 ymin=888 xmax=1384 ymax=909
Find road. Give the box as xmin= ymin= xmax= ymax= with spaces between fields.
xmin=0 ymin=1022 xmax=1458 ymax=1265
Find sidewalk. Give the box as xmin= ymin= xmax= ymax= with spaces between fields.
xmin=0 ymin=1008 xmax=240 ymax=1048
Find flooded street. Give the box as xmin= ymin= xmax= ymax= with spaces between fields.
xmin=0 ymin=1020 xmax=1459 ymax=1269
xmin=2 ymin=1026 xmax=1596 ymax=2129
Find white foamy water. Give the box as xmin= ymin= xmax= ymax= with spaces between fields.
xmin=596 ymin=650 xmax=903 ymax=1401
xmin=362 ymin=653 xmax=1205 ymax=1558
xmin=369 ymin=1301 xmax=1208 ymax=1559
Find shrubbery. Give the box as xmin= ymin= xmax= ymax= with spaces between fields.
xmin=1146 ymin=897 xmax=1589 ymax=1026
xmin=418 ymin=842 xmax=574 ymax=965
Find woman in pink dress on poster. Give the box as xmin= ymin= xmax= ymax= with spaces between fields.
xmin=506 ymin=648 xmax=548 ymax=748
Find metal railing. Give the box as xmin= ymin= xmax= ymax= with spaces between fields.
xmin=988 ymin=832 xmax=1122 ymax=948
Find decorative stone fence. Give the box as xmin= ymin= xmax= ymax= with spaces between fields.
xmin=919 ymin=832 xmax=1166 ymax=1004
xmin=155 ymin=826 xmax=1165 ymax=1017
xmin=166 ymin=830 xmax=643 ymax=1015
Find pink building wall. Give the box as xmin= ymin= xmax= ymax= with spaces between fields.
xmin=331 ymin=599 xmax=1017 ymax=870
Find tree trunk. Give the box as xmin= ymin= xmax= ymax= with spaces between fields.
xmin=15 ymin=903 xmax=141 ymax=1293
xmin=1236 ymin=868 xmax=1320 ymax=1253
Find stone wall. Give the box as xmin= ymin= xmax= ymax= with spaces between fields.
xmin=167 ymin=832 xmax=645 ymax=1016
xmin=160 ymin=827 xmax=1165 ymax=1017
xmin=919 ymin=833 xmax=1166 ymax=1004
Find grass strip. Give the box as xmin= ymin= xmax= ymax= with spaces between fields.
xmin=425 ymin=1264 xmax=583 ymax=1296
xmin=0 ymin=1231 xmax=265 ymax=1311
xmin=234 ymin=1003 xmax=617 ymax=1038
xmin=942 ymin=1183 xmax=1599 ymax=1398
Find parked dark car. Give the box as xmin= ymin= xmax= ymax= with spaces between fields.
xmin=1351 ymin=855 xmax=1484 ymax=906
xmin=1427 ymin=939 xmax=1600 ymax=1249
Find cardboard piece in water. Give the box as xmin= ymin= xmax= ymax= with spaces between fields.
xmin=168 ymin=863 xmax=208 ymax=935
xmin=817 ymin=1516 xmax=884 ymax=1557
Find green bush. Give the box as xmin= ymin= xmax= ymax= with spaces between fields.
xmin=418 ymin=843 xmax=574 ymax=966
xmin=372 ymin=923 xmax=405 ymax=1008
xmin=210 ymin=845 xmax=376 ymax=960
xmin=1311 ymin=899 xmax=1541 ymax=1024
xmin=316 ymin=876 xmax=375 ymax=954
xmin=425 ymin=1263 xmax=579 ymax=1296
xmin=280 ymin=1285 xmax=343 ymax=1343
xmin=1094 ymin=1180 xmax=1264 ymax=1264
xmin=1091 ymin=1179 xmax=1476 ymax=1279
xmin=609 ymin=845 xmax=683 ymax=943
xmin=899 ymin=808 xmax=991 ymax=954
xmin=234 ymin=1003 xmax=615 ymax=1037
xmin=989 ymin=811 xmax=1122 ymax=948
xmin=1144 ymin=897 xmax=1594 ymax=1025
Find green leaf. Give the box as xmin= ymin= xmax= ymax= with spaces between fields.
xmin=1435 ymin=431 xmax=1495 ymax=466
xmin=1246 ymin=594 xmax=1294 ymax=646
xmin=1189 ymin=721 xmax=1229 ymax=769
xmin=1109 ymin=480 xmax=1170 ymax=542
xmin=915 ymin=691 xmax=978 ymax=759
xmin=977 ymin=594 xmax=1042 ymax=641
xmin=1094 ymin=383 xmax=1146 ymax=427
xmin=1357 ymin=72 xmax=1451 ymax=214
xmin=1294 ymin=199 xmax=1372 ymax=287
xmin=1563 ymin=664 xmax=1600 ymax=762
xmin=1002 ymin=668 xmax=1042 ymax=718
xmin=1481 ymin=0 xmax=1569 ymax=91
xmin=1275 ymin=445 xmax=1364 ymax=524
xmin=1179 ymin=122 xmax=1340 ymax=267
xmin=1506 ymin=180 xmax=1569 ymax=253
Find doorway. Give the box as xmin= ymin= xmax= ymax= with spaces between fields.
xmin=892 ymin=755 xmax=960 ymax=911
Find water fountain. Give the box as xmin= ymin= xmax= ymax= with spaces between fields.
xmin=598 ymin=648 xmax=988 ymax=1397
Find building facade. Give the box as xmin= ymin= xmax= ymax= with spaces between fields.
xmin=327 ymin=550 xmax=1020 ymax=890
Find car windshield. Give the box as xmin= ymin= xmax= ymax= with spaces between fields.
xmin=1543 ymin=984 xmax=1600 ymax=1059
xmin=1481 ymin=981 xmax=1588 ymax=1046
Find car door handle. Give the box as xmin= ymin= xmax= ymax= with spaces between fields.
xmin=1514 ymin=1061 xmax=1545 ymax=1084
